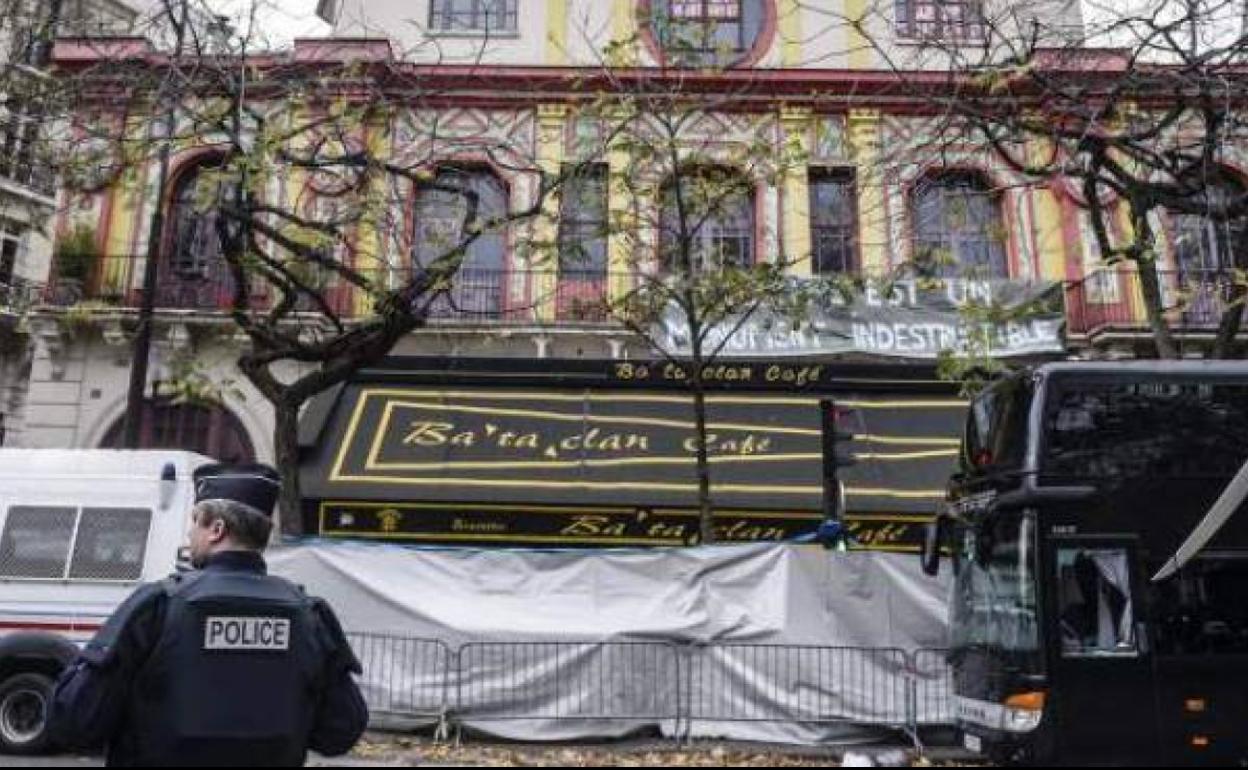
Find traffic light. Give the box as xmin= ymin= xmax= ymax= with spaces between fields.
xmin=820 ymin=399 xmax=858 ymax=546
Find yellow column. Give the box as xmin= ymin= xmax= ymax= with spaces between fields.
xmin=606 ymin=125 xmax=635 ymax=305
xmin=780 ymin=106 xmax=812 ymax=275
xmin=100 ymin=114 xmax=156 ymax=296
xmin=845 ymin=0 xmax=874 ymax=71
xmin=1030 ymin=186 xmax=1067 ymax=282
xmin=545 ymin=0 xmax=567 ymax=65
xmin=281 ymin=105 xmax=314 ymax=295
xmin=611 ymin=0 xmax=634 ymax=53
xmin=1114 ymin=201 xmax=1151 ymax=326
xmin=101 ymin=177 xmax=140 ymax=293
xmin=1026 ymin=131 xmax=1066 ymax=282
xmin=848 ymin=108 xmax=887 ymax=275
xmin=534 ymin=103 xmax=567 ymax=322
xmin=100 ymin=184 xmax=135 ymax=296
xmin=1109 ymin=101 xmax=1153 ymax=326
xmin=778 ymin=0 xmax=802 ymax=67
xmin=353 ymin=109 xmax=390 ymax=317
xmin=283 ymin=106 xmax=311 ymax=213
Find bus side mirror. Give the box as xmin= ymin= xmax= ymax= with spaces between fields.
xmin=921 ymin=514 xmax=951 ymax=576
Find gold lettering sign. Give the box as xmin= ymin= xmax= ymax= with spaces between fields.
xmin=318 ymin=501 xmax=931 ymax=550
xmin=378 ymin=508 xmax=403 ymax=533
xmin=326 ymin=389 xmax=959 ymax=511
xmin=617 ymin=362 xmax=823 ymax=387
xmin=376 ymin=401 xmax=797 ymax=468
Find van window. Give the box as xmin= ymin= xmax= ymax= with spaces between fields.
xmin=0 ymin=506 xmax=77 ymax=578
xmin=69 ymin=508 xmax=152 ymax=581
xmin=0 ymin=505 xmax=153 ymax=581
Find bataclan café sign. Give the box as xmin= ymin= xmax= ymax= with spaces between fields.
xmin=298 ymin=358 xmax=971 ymax=549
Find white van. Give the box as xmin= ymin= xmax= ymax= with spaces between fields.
xmin=0 ymin=449 xmax=214 ymax=754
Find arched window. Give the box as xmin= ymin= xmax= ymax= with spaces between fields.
xmin=659 ymin=167 xmax=755 ymax=273
xmin=101 ymin=401 xmax=255 ymax=464
xmin=159 ymin=158 xmax=243 ymax=311
xmin=1172 ymin=171 xmax=1248 ymax=274
xmin=644 ymin=0 xmax=771 ymax=68
xmin=912 ymin=171 xmax=1007 ymax=278
xmin=167 ymin=159 xmax=232 ymax=278
xmin=412 ymin=167 xmax=508 ymax=315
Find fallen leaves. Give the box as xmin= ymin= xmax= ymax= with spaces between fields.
xmin=345 ymin=732 xmax=967 ymax=767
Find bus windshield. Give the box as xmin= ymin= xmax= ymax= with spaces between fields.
xmin=951 ymin=511 xmax=1039 ymax=657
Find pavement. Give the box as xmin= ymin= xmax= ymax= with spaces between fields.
xmin=0 ymin=743 xmax=978 ymax=763
xmin=0 ymin=755 xmax=453 ymax=767
xmin=0 ymin=733 xmax=981 ymax=767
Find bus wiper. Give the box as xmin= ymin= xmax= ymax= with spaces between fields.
xmin=1154 ymin=453 xmax=1248 ymax=581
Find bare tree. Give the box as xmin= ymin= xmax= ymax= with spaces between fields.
xmin=830 ymin=0 xmax=1248 ymax=359
xmin=567 ymin=32 xmax=808 ymax=545
xmin=44 ymin=0 xmax=610 ymax=532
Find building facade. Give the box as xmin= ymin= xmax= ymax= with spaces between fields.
xmin=0 ymin=0 xmax=143 ymax=446
xmin=2 ymin=0 xmax=1245 ymax=542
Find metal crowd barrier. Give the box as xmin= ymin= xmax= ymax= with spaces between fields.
xmin=347 ymin=632 xmax=453 ymax=722
xmin=345 ymin=633 xmax=954 ymax=742
xmin=910 ymin=647 xmax=955 ymax=726
xmin=456 ymin=641 xmax=681 ymax=725
xmin=684 ymin=644 xmax=913 ymax=731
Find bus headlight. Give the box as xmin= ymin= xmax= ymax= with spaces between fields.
xmin=1002 ymin=691 xmax=1045 ymax=733
xmin=1004 ymin=706 xmax=1043 ymax=732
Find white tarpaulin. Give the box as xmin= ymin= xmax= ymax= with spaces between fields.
xmin=652 ymin=277 xmax=1065 ymax=360
xmin=269 ymin=541 xmax=952 ymax=744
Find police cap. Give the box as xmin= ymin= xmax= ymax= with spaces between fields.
xmin=193 ymin=463 xmax=281 ymax=517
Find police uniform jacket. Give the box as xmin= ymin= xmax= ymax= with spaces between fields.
xmin=50 ymin=551 xmax=369 ymax=767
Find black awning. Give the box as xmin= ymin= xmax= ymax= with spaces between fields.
xmin=299 ymin=358 xmax=966 ymax=548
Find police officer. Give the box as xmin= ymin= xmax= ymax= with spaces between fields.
xmin=49 ymin=463 xmax=369 ymax=767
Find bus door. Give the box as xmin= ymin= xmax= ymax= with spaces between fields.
xmin=1046 ymin=535 xmax=1159 ymax=763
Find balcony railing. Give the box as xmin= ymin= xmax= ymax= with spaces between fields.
xmin=39 ymin=255 xmax=621 ymax=324
xmin=1065 ymin=267 xmax=1244 ymax=336
xmin=38 ymin=257 xmax=1247 ymax=343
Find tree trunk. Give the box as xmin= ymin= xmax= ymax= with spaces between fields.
xmin=690 ymin=378 xmax=715 ymax=546
xmin=1137 ymin=261 xmax=1179 ymax=359
xmin=273 ymin=398 xmax=303 ymax=538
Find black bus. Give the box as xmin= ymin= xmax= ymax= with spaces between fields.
xmin=923 ymin=362 xmax=1248 ymax=765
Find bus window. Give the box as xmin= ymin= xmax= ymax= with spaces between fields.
xmin=1043 ymin=381 xmax=1248 ymax=480
xmin=962 ymin=391 xmax=994 ymax=472
xmin=961 ymin=376 xmax=1030 ymax=475
xmin=1151 ymin=557 xmax=1248 ymax=656
xmin=1056 ymin=547 xmax=1136 ymax=655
